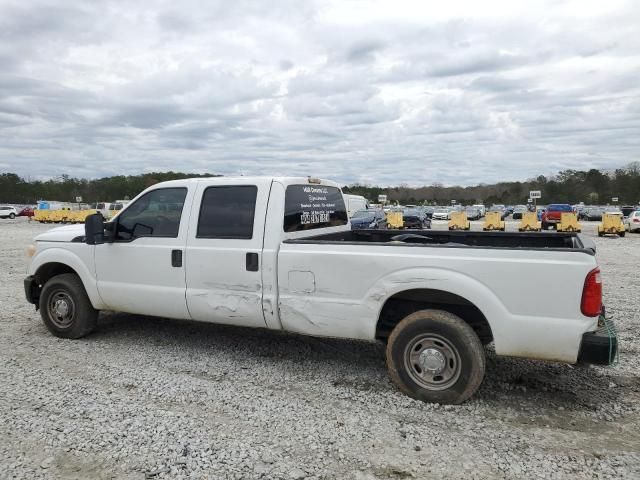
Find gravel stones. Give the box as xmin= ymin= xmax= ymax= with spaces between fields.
xmin=0 ymin=217 xmax=638 ymax=479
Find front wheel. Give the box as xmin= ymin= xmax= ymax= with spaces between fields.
xmin=386 ymin=309 xmax=485 ymax=404
xmin=9 ymin=213 xmax=15 ymax=219
xmin=39 ymin=273 xmax=98 ymax=339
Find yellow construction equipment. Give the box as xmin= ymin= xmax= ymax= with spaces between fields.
xmin=33 ymin=209 xmax=49 ymax=223
xmin=448 ymin=211 xmax=470 ymax=231
xmin=598 ymin=213 xmax=625 ymax=237
xmin=483 ymin=211 xmax=505 ymax=231
xmin=557 ymin=212 xmax=581 ymax=233
xmin=518 ymin=212 xmax=541 ymax=232
xmin=33 ymin=209 xmax=97 ymax=224
xmin=67 ymin=209 xmax=97 ymax=223
xmin=386 ymin=211 xmax=404 ymax=229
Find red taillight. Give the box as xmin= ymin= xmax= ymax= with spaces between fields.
xmin=633 ymin=218 xmax=640 ymax=223
xmin=581 ymin=267 xmax=602 ymax=317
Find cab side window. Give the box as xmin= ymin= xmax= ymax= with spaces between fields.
xmin=116 ymin=188 xmax=187 ymax=240
xmin=197 ymin=186 xmax=257 ymax=239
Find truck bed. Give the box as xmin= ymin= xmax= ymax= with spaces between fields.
xmin=286 ymin=229 xmax=595 ymax=253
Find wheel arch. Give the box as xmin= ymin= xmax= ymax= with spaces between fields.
xmin=369 ymin=268 xmax=509 ymax=349
xmin=377 ymin=288 xmax=493 ymax=345
xmin=29 ymin=247 xmax=105 ymax=309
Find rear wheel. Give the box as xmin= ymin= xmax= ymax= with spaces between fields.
xmin=386 ymin=309 xmax=485 ymax=404
xmin=39 ymin=273 xmax=98 ymax=339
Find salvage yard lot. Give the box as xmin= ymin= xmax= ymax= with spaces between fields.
xmin=1 ymin=218 xmax=639 ymax=479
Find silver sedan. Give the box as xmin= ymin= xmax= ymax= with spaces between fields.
xmin=624 ymin=210 xmax=640 ymax=233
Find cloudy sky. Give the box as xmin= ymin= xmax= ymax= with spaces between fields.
xmin=1 ymin=0 xmax=639 ymax=186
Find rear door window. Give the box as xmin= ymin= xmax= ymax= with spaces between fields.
xmin=284 ymin=185 xmax=348 ymax=232
xmin=197 ymin=186 xmax=257 ymax=239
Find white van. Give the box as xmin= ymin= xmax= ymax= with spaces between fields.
xmin=344 ymin=194 xmax=369 ymax=217
xmin=473 ymin=204 xmax=486 ymax=217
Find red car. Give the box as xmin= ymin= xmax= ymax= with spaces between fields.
xmin=18 ymin=207 xmax=35 ymax=217
xmin=541 ymin=204 xmax=573 ymax=230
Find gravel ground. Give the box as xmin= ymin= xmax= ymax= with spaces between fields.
xmin=1 ymin=217 xmax=638 ymax=480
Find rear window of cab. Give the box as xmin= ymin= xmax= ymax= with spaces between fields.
xmin=284 ymin=185 xmax=348 ymax=232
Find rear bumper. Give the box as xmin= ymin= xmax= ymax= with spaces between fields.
xmin=403 ymin=220 xmax=422 ymax=228
xmin=577 ymin=315 xmax=618 ymax=366
xmin=24 ymin=275 xmax=40 ymax=306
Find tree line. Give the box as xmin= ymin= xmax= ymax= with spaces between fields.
xmin=0 ymin=172 xmax=220 ymax=204
xmin=1 ymin=163 xmax=639 ymax=205
xmin=344 ymin=163 xmax=640 ymax=206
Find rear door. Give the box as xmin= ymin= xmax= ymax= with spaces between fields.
xmin=184 ymin=180 xmax=271 ymax=327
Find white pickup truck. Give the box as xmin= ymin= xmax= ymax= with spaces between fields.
xmin=24 ymin=177 xmax=617 ymax=404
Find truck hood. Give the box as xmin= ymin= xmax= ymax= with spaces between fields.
xmin=35 ymin=224 xmax=85 ymax=242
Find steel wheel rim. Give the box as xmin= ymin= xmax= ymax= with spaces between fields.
xmin=47 ymin=290 xmax=76 ymax=329
xmin=404 ymin=333 xmax=462 ymax=391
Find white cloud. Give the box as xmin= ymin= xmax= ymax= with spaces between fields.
xmin=0 ymin=0 xmax=638 ymax=185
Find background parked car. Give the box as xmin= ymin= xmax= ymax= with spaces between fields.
xmin=512 ymin=205 xmax=528 ymax=220
xmin=473 ymin=204 xmax=486 ymax=217
xmin=17 ymin=207 xmax=35 ymax=217
xmin=584 ymin=207 xmax=604 ymax=221
xmin=423 ymin=206 xmax=435 ymax=219
xmin=621 ymin=206 xmax=636 ymax=218
xmin=432 ymin=207 xmax=452 ymax=220
xmin=0 ymin=206 xmax=18 ymax=219
xmin=350 ymin=209 xmax=387 ymax=230
xmin=541 ymin=204 xmax=573 ymax=230
xmin=402 ymin=208 xmax=431 ymax=229
xmin=604 ymin=206 xmax=623 ymax=216
xmin=624 ymin=211 xmax=640 ymax=233
xmin=464 ymin=206 xmax=481 ymax=220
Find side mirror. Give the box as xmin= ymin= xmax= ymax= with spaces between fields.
xmin=85 ymin=213 xmax=106 ymax=245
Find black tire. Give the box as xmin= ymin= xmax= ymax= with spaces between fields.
xmin=9 ymin=213 xmax=15 ymax=219
xmin=39 ymin=273 xmax=98 ymax=339
xmin=386 ymin=309 xmax=485 ymax=405
xmin=619 ymin=231 xmax=625 ymax=237
xmin=598 ymin=231 xmax=604 ymax=237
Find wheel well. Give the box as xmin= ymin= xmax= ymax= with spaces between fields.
xmin=376 ymin=289 xmax=493 ymax=344
xmin=34 ymin=263 xmax=77 ymax=285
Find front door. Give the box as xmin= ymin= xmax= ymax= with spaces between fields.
xmin=184 ymin=180 xmax=271 ymax=327
xmin=94 ymin=186 xmax=192 ymax=319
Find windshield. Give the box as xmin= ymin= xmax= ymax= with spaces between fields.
xmin=434 ymin=209 xmax=448 ymax=213
xmin=351 ymin=210 xmax=373 ymax=219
